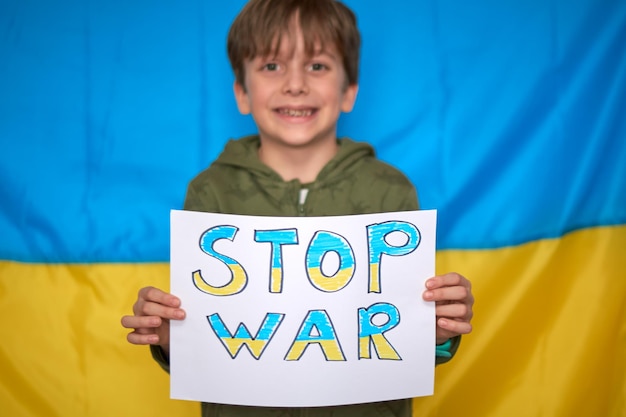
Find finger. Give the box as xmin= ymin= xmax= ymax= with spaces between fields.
xmin=135 ymin=300 xmax=186 ymax=321
xmin=126 ymin=331 xmax=160 ymax=346
xmin=435 ymin=303 xmax=471 ymax=320
xmin=423 ymin=285 xmax=470 ymax=303
xmin=131 ymin=287 xmax=186 ymax=319
xmin=437 ymin=317 xmax=473 ymax=336
xmin=426 ymin=272 xmax=470 ymax=290
xmin=136 ymin=286 xmax=181 ymax=309
xmin=121 ymin=315 xmax=162 ymax=330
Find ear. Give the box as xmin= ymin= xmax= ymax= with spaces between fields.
xmin=233 ymin=81 xmax=251 ymax=115
xmin=340 ymin=83 xmax=359 ymax=113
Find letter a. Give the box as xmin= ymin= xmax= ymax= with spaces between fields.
xmin=285 ymin=310 xmax=346 ymax=361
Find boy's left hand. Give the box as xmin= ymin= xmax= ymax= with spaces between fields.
xmin=423 ymin=272 xmax=474 ymax=344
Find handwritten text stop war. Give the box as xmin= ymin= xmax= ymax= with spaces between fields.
xmin=192 ymin=220 xmax=421 ymax=362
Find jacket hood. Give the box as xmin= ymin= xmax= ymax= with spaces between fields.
xmin=213 ymin=135 xmax=375 ymax=187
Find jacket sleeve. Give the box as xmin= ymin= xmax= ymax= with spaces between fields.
xmin=182 ymin=172 xmax=221 ymax=212
xmin=150 ymin=345 xmax=170 ymax=373
xmin=400 ymin=184 xmax=419 ymax=211
xmin=435 ymin=336 xmax=462 ymax=365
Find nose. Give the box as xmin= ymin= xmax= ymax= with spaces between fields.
xmin=282 ymin=66 xmax=308 ymax=95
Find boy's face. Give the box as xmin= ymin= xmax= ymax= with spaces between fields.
xmin=234 ymin=22 xmax=358 ymax=153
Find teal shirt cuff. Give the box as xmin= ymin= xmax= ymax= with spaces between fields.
xmin=435 ymin=339 xmax=453 ymax=358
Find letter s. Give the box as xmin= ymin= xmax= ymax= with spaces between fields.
xmin=192 ymin=225 xmax=248 ymax=296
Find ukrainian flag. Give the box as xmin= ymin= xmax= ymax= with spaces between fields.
xmin=1 ymin=1 xmax=624 ymax=416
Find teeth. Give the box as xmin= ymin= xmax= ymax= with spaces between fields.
xmin=280 ymin=109 xmax=313 ymax=117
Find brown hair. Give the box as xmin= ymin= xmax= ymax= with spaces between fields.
xmin=227 ymin=0 xmax=360 ymax=87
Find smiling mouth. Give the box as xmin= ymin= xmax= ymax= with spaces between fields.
xmin=276 ymin=108 xmax=316 ymax=117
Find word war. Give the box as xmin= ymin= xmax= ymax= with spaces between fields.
xmin=208 ymin=302 xmax=402 ymax=362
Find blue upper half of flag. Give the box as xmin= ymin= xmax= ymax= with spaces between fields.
xmin=1 ymin=0 xmax=625 ymax=263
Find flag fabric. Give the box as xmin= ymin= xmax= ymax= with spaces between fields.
xmin=1 ymin=1 xmax=624 ymax=416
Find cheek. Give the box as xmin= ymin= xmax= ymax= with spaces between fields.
xmin=326 ymin=79 xmax=349 ymax=102
xmin=317 ymin=84 xmax=341 ymax=105
xmin=249 ymin=84 xmax=274 ymax=106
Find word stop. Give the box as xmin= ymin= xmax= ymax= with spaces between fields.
xmin=192 ymin=220 xmax=420 ymax=296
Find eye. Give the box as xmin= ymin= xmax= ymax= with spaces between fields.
xmin=262 ymin=62 xmax=279 ymax=71
xmin=309 ymin=62 xmax=328 ymax=71
xmin=309 ymin=62 xmax=330 ymax=72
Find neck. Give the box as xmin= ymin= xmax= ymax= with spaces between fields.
xmin=258 ymin=139 xmax=339 ymax=183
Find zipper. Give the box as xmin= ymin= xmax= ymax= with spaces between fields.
xmin=297 ymin=188 xmax=309 ymax=216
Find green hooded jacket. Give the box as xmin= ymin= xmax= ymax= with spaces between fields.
xmin=152 ymin=135 xmax=460 ymax=417
xmin=183 ymin=135 xmax=419 ymax=216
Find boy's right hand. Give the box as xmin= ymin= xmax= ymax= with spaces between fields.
xmin=120 ymin=286 xmax=186 ymax=355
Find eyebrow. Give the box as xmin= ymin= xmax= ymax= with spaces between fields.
xmin=252 ymin=48 xmax=339 ymax=63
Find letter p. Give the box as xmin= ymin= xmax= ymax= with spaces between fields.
xmin=367 ymin=221 xmax=420 ymax=293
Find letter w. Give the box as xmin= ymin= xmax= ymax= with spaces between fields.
xmin=207 ymin=313 xmax=285 ymax=359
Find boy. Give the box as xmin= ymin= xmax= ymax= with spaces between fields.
xmin=121 ymin=0 xmax=474 ymax=416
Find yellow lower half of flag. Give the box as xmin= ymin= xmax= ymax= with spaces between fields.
xmin=0 ymin=225 xmax=624 ymax=417
xmin=414 ymin=224 xmax=626 ymax=417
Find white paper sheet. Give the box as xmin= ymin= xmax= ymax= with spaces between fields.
xmin=170 ymin=209 xmax=436 ymax=407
